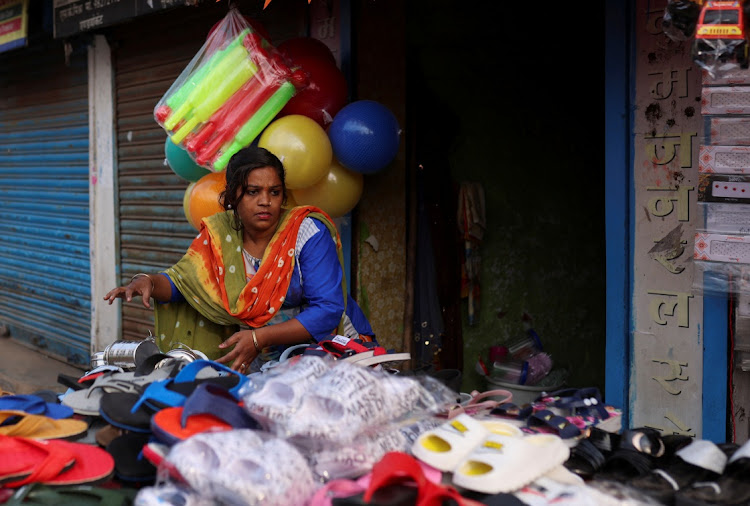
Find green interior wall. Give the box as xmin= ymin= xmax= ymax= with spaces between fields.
xmin=408 ymin=1 xmax=606 ymax=394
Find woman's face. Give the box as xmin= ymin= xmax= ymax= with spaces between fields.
xmin=235 ymin=166 xmax=284 ymax=236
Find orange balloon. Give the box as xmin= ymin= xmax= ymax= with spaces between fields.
xmin=291 ymin=158 xmax=364 ymax=218
xmin=188 ymin=171 xmax=227 ymax=230
xmin=183 ymin=182 xmax=197 ymax=229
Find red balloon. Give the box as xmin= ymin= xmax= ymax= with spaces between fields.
xmin=208 ymin=15 xmax=272 ymax=44
xmin=278 ymin=55 xmax=349 ymax=127
xmin=277 ymin=37 xmax=337 ymax=67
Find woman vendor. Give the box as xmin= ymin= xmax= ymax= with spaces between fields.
xmin=104 ymin=146 xmax=375 ymax=373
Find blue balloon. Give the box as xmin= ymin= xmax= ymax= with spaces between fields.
xmin=328 ymin=100 xmax=401 ymax=174
xmin=165 ymin=137 xmax=211 ymax=182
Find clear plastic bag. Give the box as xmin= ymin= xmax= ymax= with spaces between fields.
xmin=162 ymin=429 xmax=317 ymax=506
xmin=303 ymin=415 xmax=444 ymax=482
xmin=154 ymin=7 xmax=308 ymax=172
xmin=690 ymin=2 xmax=750 ymax=79
xmin=239 ymin=354 xmax=333 ymax=432
xmin=663 ymin=0 xmax=703 ymax=41
xmin=280 ymin=362 xmax=458 ymax=450
xmin=693 ymin=228 xmax=750 ymax=296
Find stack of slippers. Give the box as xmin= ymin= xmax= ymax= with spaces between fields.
xmin=303 ymin=335 xmax=411 ymax=367
xmin=628 ymin=439 xmax=736 ymax=505
xmin=95 ymin=359 xmax=246 ymax=433
xmin=0 ymin=434 xmax=114 ymax=488
xmin=674 ymin=439 xmax=750 ymax=506
xmin=90 ymin=360 xmax=250 ymax=484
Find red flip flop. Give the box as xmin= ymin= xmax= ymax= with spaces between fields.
xmin=1 ymin=436 xmax=114 ymax=488
xmin=0 ymin=436 xmax=76 ymax=487
xmin=0 ymin=435 xmax=74 ymax=485
xmin=45 ymin=440 xmax=115 ymax=486
xmin=150 ymin=383 xmax=260 ymax=446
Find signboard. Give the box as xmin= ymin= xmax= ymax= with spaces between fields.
xmin=0 ymin=0 xmax=27 ymax=54
xmin=53 ymin=0 xmax=188 ymax=39
xmin=631 ymin=0 xmax=705 ymax=437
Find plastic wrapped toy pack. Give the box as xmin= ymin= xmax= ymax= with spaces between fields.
xmin=154 ymin=7 xmax=308 ymax=172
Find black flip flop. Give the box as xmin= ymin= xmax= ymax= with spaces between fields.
xmin=106 ymin=432 xmax=157 ymax=483
xmin=629 ymin=440 xmax=728 ymax=504
xmin=674 ymin=444 xmax=750 ymax=506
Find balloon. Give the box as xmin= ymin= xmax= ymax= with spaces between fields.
xmin=277 ymin=37 xmax=337 ymax=67
xmin=282 ymin=191 xmax=298 ymax=209
xmin=258 ymin=115 xmax=332 ymax=190
xmin=328 ymin=100 xmax=401 ymax=174
xmin=291 ymin=158 xmax=364 ymax=218
xmin=188 ymin=171 xmax=227 ymax=231
xmin=165 ymin=138 xmax=211 ymax=182
xmin=182 ymin=182 xmax=197 ymax=228
xmin=278 ymin=55 xmax=348 ymax=127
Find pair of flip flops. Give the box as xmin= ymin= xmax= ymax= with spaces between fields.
xmin=0 ymin=434 xmax=114 ymax=488
xmin=411 ymin=413 xmax=570 ymax=494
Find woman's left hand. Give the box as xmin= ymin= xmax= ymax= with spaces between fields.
xmin=216 ymin=330 xmax=258 ymax=373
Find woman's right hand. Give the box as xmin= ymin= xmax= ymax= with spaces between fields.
xmin=103 ymin=274 xmax=154 ymax=309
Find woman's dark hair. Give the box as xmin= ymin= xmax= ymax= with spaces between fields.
xmin=220 ymin=146 xmax=286 ymax=230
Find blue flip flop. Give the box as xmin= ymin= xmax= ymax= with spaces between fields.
xmin=0 ymin=394 xmax=73 ymax=420
xmin=131 ymin=360 xmax=248 ymax=412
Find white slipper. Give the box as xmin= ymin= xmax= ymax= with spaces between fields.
xmin=411 ymin=413 xmax=490 ymax=472
xmin=480 ymin=419 xmax=524 ymax=438
xmin=452 ymin=433 xmax=570 ymax=494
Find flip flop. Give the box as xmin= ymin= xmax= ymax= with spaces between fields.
xmin=452 ymin=433 xmax=570 ymax=494
xmin=61 ymin=356 xmax=180 ymax=417
xmin=94 ymin=424 xmax=122 ymax=448
xmin=410 ymin=413 xmax=490 ymax=472
xmin=0 ymin=411 xmax=88 ymax=440
xmin=526 ymin=408 xmax=583 ymax=440
xmin=440 ymin=389 xmax=513 ymax=419
xmin=98 ymin=392 xmax=157 ymax=433
xmin=1 ymin=436 xmax=113 ymax=488
xmin=106 ymin=432 xmax=156 ymax=482
xmin=150 ymin=383 xmax=260 ymax=446
xmin=38 ymin=439 xmax=115 ymax=486
xmin=130 ymin=360 xmax=247 ymax=412
xmin=3 ymin=483 xmax=137 ymax=506
xmin=362 ymin=451 xmax=465 ymax=506
xmin=0 ymin=435 xmax=75 ymax=485
xmin=0 ymin=395 xmax=73 ymax=420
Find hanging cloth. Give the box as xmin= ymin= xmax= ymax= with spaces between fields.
xmin=457 ymin=183 xmax=486 ymax=326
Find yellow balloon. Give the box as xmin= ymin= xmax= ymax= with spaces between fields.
xmin=291 ymin=158 xmax=364 ymax=218
xmin=282 ymin=191 xmax=299 ymax=209
xmin=258 ymin=114 xmax=332 ymax=190
xmin=183 ymin=182 xmax=196 ymax=229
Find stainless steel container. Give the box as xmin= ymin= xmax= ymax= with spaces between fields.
xmin=90 ymin=338 xmax=161 ymax=369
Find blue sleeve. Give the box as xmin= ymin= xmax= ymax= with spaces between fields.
xmin=295 ymin=219 xmax=346 ymax=341
xmin=159 ymin=273 xmax=185 ymax=304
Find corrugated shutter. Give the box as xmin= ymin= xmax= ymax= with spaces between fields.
xmin=0 ymin=43 xmax=91 ymax=365
xmin=111 ymin=5 xmax=307 ymax=341
xmin=112 ymin=10 xmax=221 ymax=341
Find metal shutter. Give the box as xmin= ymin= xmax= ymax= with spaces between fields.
xmin=0 ymin=43 xmax=91 ymax=365
xmin=112 ymin=11 xmax=220 ymax=341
